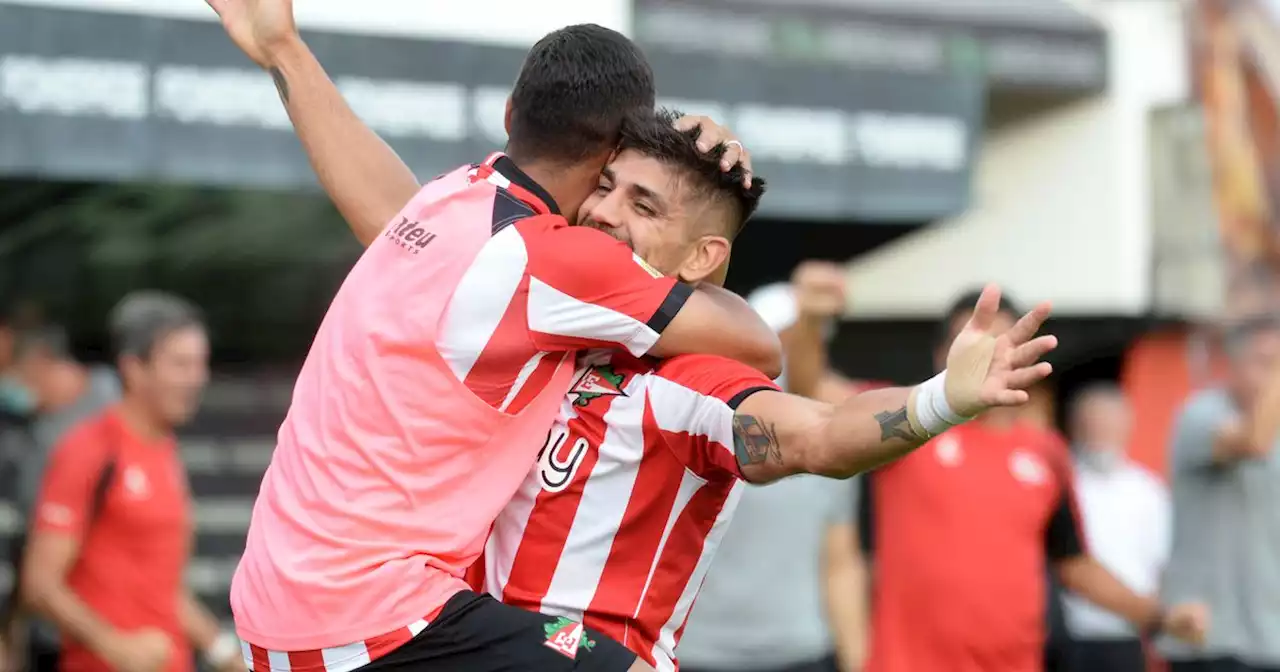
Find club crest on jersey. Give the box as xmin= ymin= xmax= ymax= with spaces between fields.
xmin=570 ymin=365 xmax=626 ymax=407
xmin=543 ymin=616 xmax=596 ymax=659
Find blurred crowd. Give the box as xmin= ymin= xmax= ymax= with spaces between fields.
xmin=0 ymin=258 xmax=1275 ymax=672
xmin=677 ymin=261 xmax=1280 ymax=672
xmin=0 ymin=292 xmax=242 ymax=672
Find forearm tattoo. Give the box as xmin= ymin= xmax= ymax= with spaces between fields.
xmin=875 ymin=406 xmax=915 ymax=442
xmin=733 ymin=415 xmax=782 ymax=467
xmin=270 ymin=67 xmax=290 ymax=103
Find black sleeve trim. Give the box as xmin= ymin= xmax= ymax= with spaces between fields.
xmin=646 ymin=282 xmax=693 ymax=334
xmin=726 ymin=386 xmax=776 ymax=410
xmin=1044 ymin=490 xmax=1086 ymax=561
xmin=857 ymin=471 xmax=875 ymax=557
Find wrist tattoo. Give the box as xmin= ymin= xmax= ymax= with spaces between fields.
xmin=270 ymin=67 xmax=290 ymax=103
xmin=875 ymin=406 xmax=916 ymax=442
xmin=733 ymin=415 xmax=781 ymax=467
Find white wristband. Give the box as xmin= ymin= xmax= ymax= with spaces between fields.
xmin=911 ymin=371 xmax=971 ymax=438
xmin=205 ymin=632 xmax=241 ymax=668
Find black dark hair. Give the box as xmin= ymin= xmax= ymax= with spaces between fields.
xmin=507 ymin=24 xmax=655 ymax=164
xmin=617 ymin=108 xmax=767 ymax=238
xmin=937 ymin=289 xmax=1022 ymax=348
xmin=109 ymin=291 xmax=205 ymax=361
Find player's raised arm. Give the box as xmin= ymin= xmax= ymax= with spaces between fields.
xmin=734 ymin=285 xmax=1057 ymax=483
xmin=205 ymin=0 xmax=420 ymax=246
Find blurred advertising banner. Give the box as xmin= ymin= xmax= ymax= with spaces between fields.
xmin=0 ymin=3 xmax=983 ymax=222
xmin=1189 ymin=0 xmax=1280 ymax=318
xmin=633 ymin=0 xmax=1108 ymax=94
xmin=0 ymin=0 xmax=632 ymax=46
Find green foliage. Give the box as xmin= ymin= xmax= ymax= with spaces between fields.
xmin=0 ymin=180 xmax=363 ymax=360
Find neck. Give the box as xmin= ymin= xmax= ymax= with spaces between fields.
xmin=508 ymin=153 xmax=608 ymax=220
xmin=977 ymin=406 xmax=1021 ymax=429
xmin=117 ymin=394 xmax=169 ymax=441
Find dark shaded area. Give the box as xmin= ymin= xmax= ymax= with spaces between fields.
xmin=0 ymin=178 xmax=363 ymax=365
xmin=726 ymin=218 xmax=923 ymax=294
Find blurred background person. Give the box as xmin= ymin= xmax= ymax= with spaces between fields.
xmin=19 ymin=292 xmax=242 ymax=672
xmin=676 ymin=473 xmax=863 ymax=672
xmin=0 ymin=321 xmax=119 ymax=672
xmin=760 ymin=261 xmax=865 ymax=405
xmin=858 ymin=290 xmax=1205 ymax=672
xmin=1159 ymin=314 xmax=1280 ymax=672
xmin=1062 ymin=383 xmax=1170 ymax=672
xmin=676 ymin=267 xmax=867 ymax=672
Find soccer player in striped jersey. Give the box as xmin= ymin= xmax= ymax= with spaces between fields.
xmin=471 ymin=111 xmax=1060 ymax=672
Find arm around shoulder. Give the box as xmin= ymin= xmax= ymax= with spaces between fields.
xmin=649 ymin=284 xmax=783 ymax=379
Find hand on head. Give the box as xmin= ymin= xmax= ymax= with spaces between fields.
xmin=673 ymin=115 xmax=754 ymax=188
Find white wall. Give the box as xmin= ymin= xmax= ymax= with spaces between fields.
xmin=0 ymin=0 xmax=631 ymax=46
xmin=844 ymin=0 xmax=1189 ymax=318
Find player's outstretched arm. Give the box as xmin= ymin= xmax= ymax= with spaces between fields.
xmin=734 ymin=285 xmax=1057 ymax=483
xmin=648 ymin=283 xmax=784 ymax=379
xmin=205 ymin=0 xmax=420 ymax=246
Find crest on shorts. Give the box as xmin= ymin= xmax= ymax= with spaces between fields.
xmin=543 ymin=616 xmax=596 ymax=659
xmin=569 ymin=365 xmax=626 ymax=407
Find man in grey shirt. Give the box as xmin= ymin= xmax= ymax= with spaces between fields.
xmin=0 ymin=325 xmax=119 ymax=672
xmin=6 ymin=326 xmax=121 ymax=520
xmin=676 ymin=477 xmax=861 ymax=672
xmin=1160 ymin=315 xmax=1280 ymax=672
xmin=676 ymin=271 xmax=867 ymax=672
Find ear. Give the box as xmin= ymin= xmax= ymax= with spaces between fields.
xmin=504 ymin=97 xmax=514 ymax=136
xmin=677 ymin=236 xmax=731 ymax=285
xmin=117 ymin=354 xmax=145 ymax=389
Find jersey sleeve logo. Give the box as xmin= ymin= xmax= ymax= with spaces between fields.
xmin=569 ymin=365 xmax=627 ymax=407
xmin=543 ymin=616 xmax=596 ymax=659
xmin=383 ymin=216 xmax=439 ymax=255
xmin=1009 ymin=449 xmax=1049 ymax=486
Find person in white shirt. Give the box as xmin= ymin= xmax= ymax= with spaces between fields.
xmin=1064 ymin=383 xmax=1172 ymax=672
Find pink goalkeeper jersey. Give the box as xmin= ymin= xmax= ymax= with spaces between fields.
xmin=230 ymin=154 xmax=690 ymax=658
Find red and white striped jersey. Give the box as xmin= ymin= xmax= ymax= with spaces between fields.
xmin=476 ymin=352 xmax=778 ymax=671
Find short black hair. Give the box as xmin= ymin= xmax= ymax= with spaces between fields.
xmin=937 ymin=288 xmax=1022 ymax=348
xmin=507 ymin=24 xmax=655 ymax=164
xmin=109 ymin=291 xmax=205 ymax=360
xmin=617 ymin=108 xmax=767 ymax=239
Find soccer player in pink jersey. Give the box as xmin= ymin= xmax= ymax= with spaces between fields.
xmin=206 ymin=1 xmax=781 ymax=671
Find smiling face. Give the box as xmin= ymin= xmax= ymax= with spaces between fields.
xmin=577 ymin=149 xmax=734 ymax=284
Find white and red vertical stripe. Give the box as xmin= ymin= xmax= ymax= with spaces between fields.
xmin=434 ymin=155 xmax=683 ymax=414
xmin=481 ymin=353 xmax=776 ymax=671
xmin=242 ymin=618 xmax=430 ymax=672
